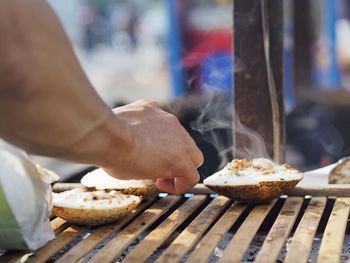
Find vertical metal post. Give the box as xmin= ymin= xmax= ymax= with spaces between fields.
xmin=233 ymin=0 xmax=285 ymax=162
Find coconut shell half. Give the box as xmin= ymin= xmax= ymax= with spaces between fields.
xmin=205 ymin=180 xmax=301 ymax=203
xmin=329 ymin=157 xmax=350 ymax=184
xmin=53 ymin=188 xmax=141 ymax=226
xmin=81 ymin=168 xmax=158 ymax=199
xmin=204 ymin=158 xmax=303 ymax=203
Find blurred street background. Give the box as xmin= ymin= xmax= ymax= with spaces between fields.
xmin=48 ymin=0 xmax=171 ymax=105
xmin=32 ymin=0 xmax=350 ymax=181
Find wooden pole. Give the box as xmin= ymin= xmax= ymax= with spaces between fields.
xmin=233 ymin=0 xmax=285 ymax=162
xmin=294 ymin=0 xmax=312 ymax=91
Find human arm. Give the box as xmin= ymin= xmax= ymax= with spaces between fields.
xmin=0 ymin=0 xmax=203 ymax=194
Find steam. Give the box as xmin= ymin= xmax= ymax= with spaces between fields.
xmin=189 ymin=94 xmax=233 ymax=169
xmin=234 ymin=57 xmax=246 ymax=73
xmin=319 ymin=122 xmax=343 ymax=155
xmin=234 ymin=0 xmax=260 ymax=28
xmin=233 ymin=114 xmax=270 ymax=160
xmin=190 ymin=93 xmax=269 ymax=170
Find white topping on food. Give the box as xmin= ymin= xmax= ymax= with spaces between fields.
xmin=204 ymin=158 xmax=303 ymax=186
xmin=53 ymin=188 xmax=141 ymax=210
xmin=81 ymin=168 xmax=154 ymax=190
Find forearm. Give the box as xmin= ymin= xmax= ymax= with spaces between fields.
xmin=0 ymin=0 xmax=130 ymax=164
xmin=0 ymin=1 xmax=203 ymax=193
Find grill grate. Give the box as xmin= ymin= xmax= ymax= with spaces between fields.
xmin=1 ymin=185 xmax=350 ymax=263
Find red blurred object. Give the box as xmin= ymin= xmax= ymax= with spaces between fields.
xmin=183 ymin=30 xmax=232 ymax=67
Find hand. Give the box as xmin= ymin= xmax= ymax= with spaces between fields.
xmin=103 ymin=100 xmax=204 ymax=194
xmin=0 ymin=1 xmax=201 ymax=194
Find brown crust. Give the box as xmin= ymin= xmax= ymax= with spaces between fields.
xmin=118 ymin=184 xmax=159 ymax=199
xmin=86 ymin=184 xmax=159 ymax=200
xmin=53 ymin=200 xmax=139 ymax=226
xmin=205 ymin=180 xmax=301 ymax=203
xmin=329 ymin=157 xmax=350 ymax=184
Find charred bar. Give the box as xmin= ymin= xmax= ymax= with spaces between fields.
xmin=233 ymin=0 xmax=285 ymax=162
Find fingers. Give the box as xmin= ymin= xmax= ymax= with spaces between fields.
xmin=131 ymin=99 xmax=159 ymax=108
xmin=113 ymin=100 xmax=159 ymax=111
xmin=143 ymin=100 xmax=159 ymax=108
xmin=181 ymin=127 xmax=204 ymax=168
xmin=156 ymin=176 xmax=200 ymax=195
xmin=163 ymin=112 xmax=204 ymax=169
xmin=155 ymin=178 xmax=176 ymax=193
xmin=111 ymin=99 xmax=203 ymax=195
xmin=156 ymin=159 xmax=200 ymax=194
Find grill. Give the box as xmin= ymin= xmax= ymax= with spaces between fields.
xmin=1 ymin=184 xmax=350 ymax=263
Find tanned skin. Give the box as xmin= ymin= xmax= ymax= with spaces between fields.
xmin=0 ymin=0 xmax=203 ymax=194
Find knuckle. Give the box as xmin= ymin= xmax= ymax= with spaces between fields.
xmin=134 ymin=99 xmax=148 ymax=105
xmin=186 ymin=178 xmax=197 ymax=188
xmin=191 ymin=171 xmax=200 ymax=185
xmin=144 ymin=100 xmax=158 ymax=107
xmin=159 ymin=167 xmax=172 ymax=179
xmin=172 ymin=151 xmax=185 ymax=163
xmin=167 ymin=113 xmax=180 ymax=124
xmin=197 ymin=150 xmax=204 ymax=164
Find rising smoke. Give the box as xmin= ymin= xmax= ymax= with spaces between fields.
xmin=189 ymin=92 xmax=270 ymax=170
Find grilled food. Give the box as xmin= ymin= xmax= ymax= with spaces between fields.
xmin=53 ymin=188 xmax=141 ymax=226
xmin=329 ymin=157 xmax=350 ymax=184
xmin=81 ymin=168 xmax=158 ymax=199
xmin=204 ymin=158 xmax=303 ymax=203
